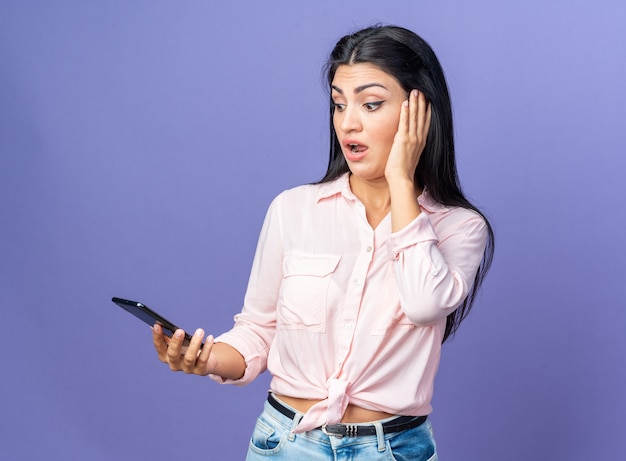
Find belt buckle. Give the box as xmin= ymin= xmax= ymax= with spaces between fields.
xmin=322 ymin=423 xmax=361 ymax=438
xmin=321 ymin=423 xmax=345 ymax=438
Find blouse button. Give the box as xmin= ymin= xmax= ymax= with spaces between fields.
xmin=366 ymin=246 xmax=373 ymax=252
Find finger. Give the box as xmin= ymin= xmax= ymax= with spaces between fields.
xmin=416 ymin=92 xmax=430 ymax=147
xmin=398 ymin=94 xmax=410 ymax=136
xmin=166 ymin=329 xmax=186 ymax=370
xmin=422 ymin=101 xmax=432 ymax=143
xmin=196 ymin=334 xmax=215 ymax=375
xmin=152 ymin=324 xmax=169 ymax=362
xmin=182 ymin=328 xmax=205 ymax=373
xmin=409 ymin=89 xmax=419 ymax=138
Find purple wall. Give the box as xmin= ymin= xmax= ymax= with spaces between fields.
xmin=1 ymin=1 xmax=625 ymax=459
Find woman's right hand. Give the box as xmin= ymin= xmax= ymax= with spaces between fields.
xmin=152 ymin=324 xmax=217 ymax=376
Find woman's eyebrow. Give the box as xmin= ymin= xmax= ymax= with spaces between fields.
xmin=331 ymin=83 xmax=389 ymax=94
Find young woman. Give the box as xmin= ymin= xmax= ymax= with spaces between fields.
xmin=152 ymin=24 xmax=494 ymax=460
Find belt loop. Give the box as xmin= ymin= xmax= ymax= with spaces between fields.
xmin=373 ymin=421 xmax=385 ymax=452
xmin=288 ymin=412 xmax=303 ymax=442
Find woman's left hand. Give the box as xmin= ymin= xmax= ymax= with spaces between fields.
xmin=385 ymin=89 xmax=431 ymax=184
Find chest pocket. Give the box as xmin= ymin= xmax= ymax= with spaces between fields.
xmin=278 ymin=252 xmax=341 ymax=332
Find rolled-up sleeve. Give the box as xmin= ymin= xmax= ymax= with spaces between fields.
xmin=387 ymin=210 xmax=488 ymax=326
xmin=210 ymin=195 xmax=285 ymax=385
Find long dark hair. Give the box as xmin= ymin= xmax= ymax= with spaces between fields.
xmin=320 ymin=25 xmax=494 ymax=342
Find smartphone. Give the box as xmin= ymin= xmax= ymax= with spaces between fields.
xmin=111 ymin=297 xmax=201 ymax=348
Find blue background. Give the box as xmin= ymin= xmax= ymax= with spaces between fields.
xmin=1 ymin=1 xmax=625 ymax=459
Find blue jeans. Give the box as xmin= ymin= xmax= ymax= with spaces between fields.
xmin=246 ymin=397 xmax=438 ymax=460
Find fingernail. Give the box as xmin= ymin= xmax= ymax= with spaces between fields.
xmin=403 ymin=100 xmax=409 ymax=107
xmin=194 ymin=328 xmax=203 ymax=337
xmin=175 ymin=330 xmax=183 ymax=338
xmin=412 ymin=89 xmax=419 ymax=97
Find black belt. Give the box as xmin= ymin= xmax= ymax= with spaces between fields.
xmin=267 ymin=393 xmax=427 ymax=437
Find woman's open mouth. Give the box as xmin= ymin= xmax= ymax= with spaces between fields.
xmin=348 ymin=143 xmax=367 ymax=154
xmin=344 ymin=141 xmax=368 ymax=161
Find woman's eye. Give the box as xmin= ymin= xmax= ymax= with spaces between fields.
xmin=364 ymin=101 xmax=384 ymax=111
xmin=332 ymin=103 xmax=346 ymax=112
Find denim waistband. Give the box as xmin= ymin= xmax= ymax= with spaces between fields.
xmin=267 ymin=393 xmax=427 ymax=437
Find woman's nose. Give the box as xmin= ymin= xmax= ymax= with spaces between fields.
xmin=339 ymin=106 xmax=362 ymax=133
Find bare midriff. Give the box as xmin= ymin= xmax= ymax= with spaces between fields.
xmin=274 ymin=394 xmax=394 ymax=424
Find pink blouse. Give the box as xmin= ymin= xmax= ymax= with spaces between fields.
xmin=212 ymin=173 xmax=488 ymax=433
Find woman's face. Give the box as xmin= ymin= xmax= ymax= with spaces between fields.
xmin=331 ymin=63 xmax=407 ymax=185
